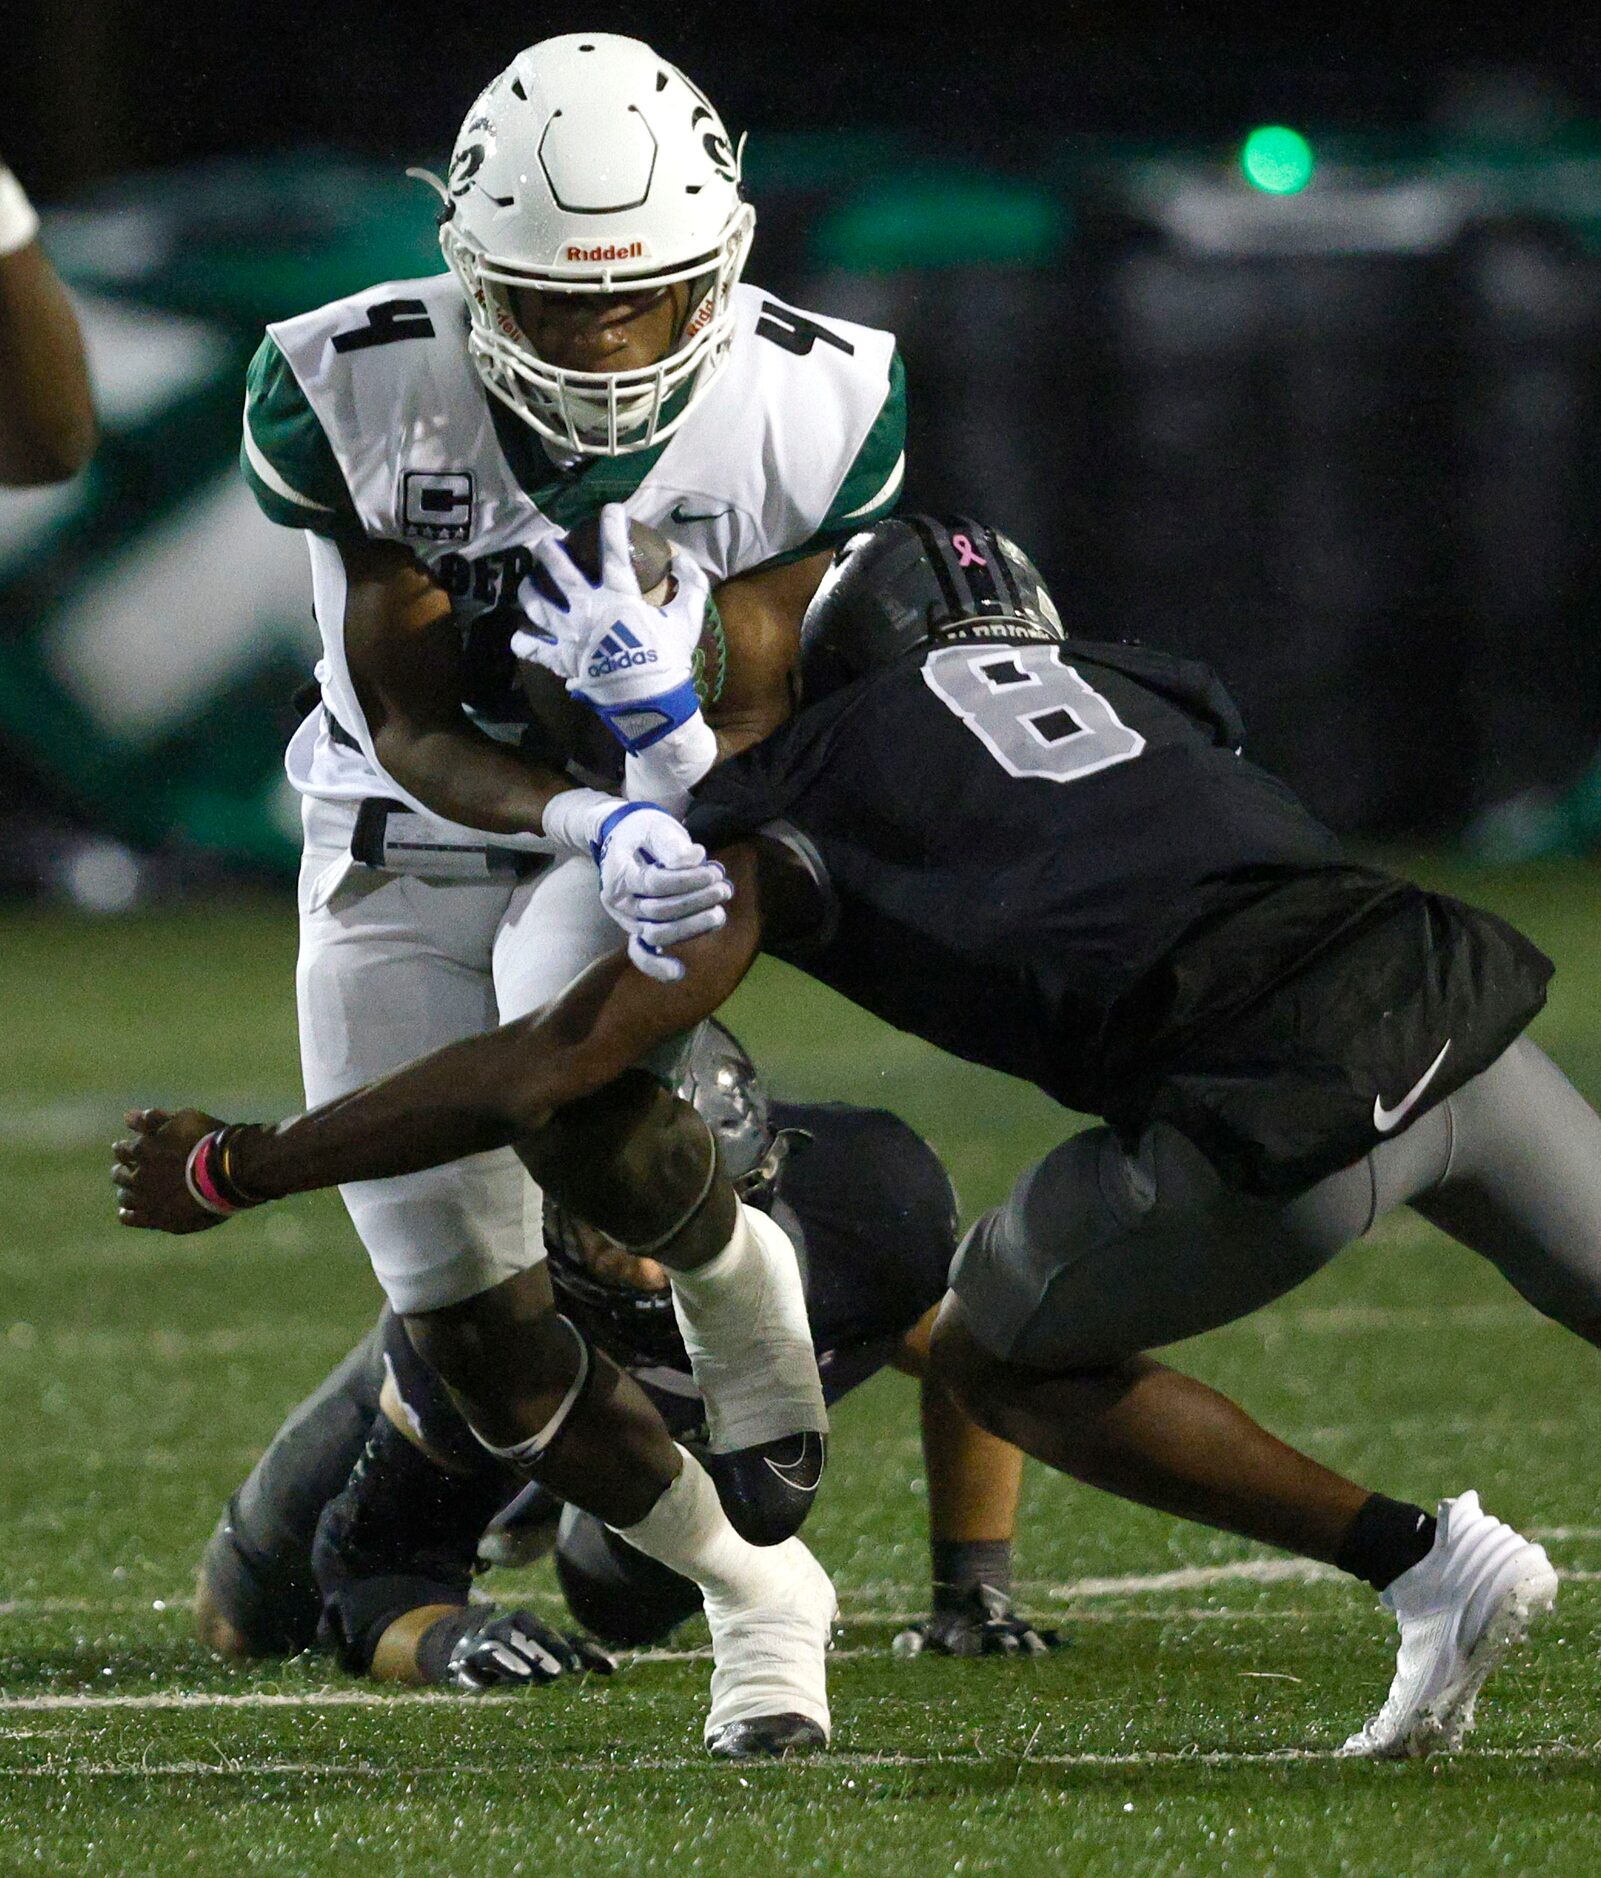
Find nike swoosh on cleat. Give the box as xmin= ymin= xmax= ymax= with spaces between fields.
xmin=1373 ymin=1038 xmax=1452 ymax=1134
xmin=670 ymin=502 xmax=733 ymax=524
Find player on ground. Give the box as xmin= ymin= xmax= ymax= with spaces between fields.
xmin=195 ymin=1024 xmax=1059 ymax=1684
xmin=120 ymin=515 xmax=1594 ymax=1757
xmin=234 ymin=33 xmax=905 ymax=1754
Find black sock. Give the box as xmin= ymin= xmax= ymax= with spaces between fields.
xmin=1335 ymin=1493 xmax=1438 ymax=1592
xmin=930 ymin=1538 xmax=1012 ymax=1610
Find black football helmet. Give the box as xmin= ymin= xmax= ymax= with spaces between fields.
xmin=797 ymin=514 xmax=1066 ymax=706
xmin=544 ymin=1020 xmax=803 ymax=1369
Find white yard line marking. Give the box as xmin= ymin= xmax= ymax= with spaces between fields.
xmin=1043 ymin=1559 xmax=1339 ymax=1598
xmin=1291 ymin=1415 xmax=1577 ymax=1446
xmin=5 ymin=1549 xmax=1599 ymax=1626
xmin=2 ymin=1745 xmax=1597 ymax=1777
xmin=0 ymin=1599 xmax=172 ymax=1616
xmin=3 ymin=1326 xmax=351 ymax=1357
xmin=0 ymin=1095 xmax=304 ymax=1150
xmin=1259 ymin=1303 xmax=1534 ymax=1334
xmin=0 ymin=1671 xmax=870 ymax=1710
xmin=1046 ymin=1558 xmax=1601 ymax=1598
xmin=0 ymin=1099 xmax=135 ymax=1150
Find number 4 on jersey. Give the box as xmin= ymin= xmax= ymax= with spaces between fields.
xmin=331 ymin=300 xmax=437 ymax=355
xmin=756 ymin=302 xmax=855 ymax=358
xmin=923 ymin=645 xmax=1146 ymax=783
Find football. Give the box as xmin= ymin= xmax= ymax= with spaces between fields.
xmin=562 ymin=514 xmax=674 ymax=604
xmin=558 ymin=514 xmax=728 ymax=707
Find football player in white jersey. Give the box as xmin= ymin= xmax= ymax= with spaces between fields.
xmin=232 ymin=33 xmax=905 ymax=1756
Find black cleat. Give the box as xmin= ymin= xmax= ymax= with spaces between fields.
xmin=706 ymin=1712 xmax=828 ymax=1760
xmin=707 ymin=1432 xmax=827 ymax=1546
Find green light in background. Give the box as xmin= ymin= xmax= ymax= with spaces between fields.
xmin=1241 ymin=125 xmax=1316 ymax=195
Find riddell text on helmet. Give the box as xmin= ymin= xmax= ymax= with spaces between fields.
xmin=563 ymin=240 xmax=650 ymax=263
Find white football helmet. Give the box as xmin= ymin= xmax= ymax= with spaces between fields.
xmin=417 ymin=34 xmax=756 ymax=457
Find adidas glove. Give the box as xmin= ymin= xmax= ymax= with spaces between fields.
xmin=541 ymin=792 xmax=731 ymax=984
xmin=513 ymin=503 xmax=715 ymax=765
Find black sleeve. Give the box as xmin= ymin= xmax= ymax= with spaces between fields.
xmin=228 ymin=1324 xmax=386 ymax=1564
xmin=685 ymin=763 xmax=781 ymax=853
xmin=201 ymin=1321 xmax=387 ymax=1654
xmin=773 ymin=1102 xmax=960 ymax=1357
xmin=685 ymin=685 xmax=860 ymax=853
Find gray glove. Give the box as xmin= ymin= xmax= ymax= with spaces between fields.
xmin=892 ymin=1583 xmax=1065 ymax=1659
xmin=424 ymin=1606 xmax=617 ymax=1690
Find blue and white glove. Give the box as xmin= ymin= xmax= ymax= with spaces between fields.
xmin=542 ymin=789 xmax=731 ymax=984
xmin=513 ymin=506 xmax=718 ymax=794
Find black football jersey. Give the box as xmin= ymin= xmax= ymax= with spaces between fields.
xmin=688 ymin=638 xmax=1341 ymax=1118
xmin=770 ymin=1100 xmax=958 ymax=1401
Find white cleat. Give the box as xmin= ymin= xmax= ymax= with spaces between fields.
xmin=1340 ymin=1490 xmax=1558 ymax=1760
xmin=703 ymin=1536 xmax=837 ymax=1760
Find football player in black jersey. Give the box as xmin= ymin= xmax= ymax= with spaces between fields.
xmin=195 ymin=1022 xmax=1059 ymax=1686
xmin=118 ymin=512 xmax=1601 ymax=1759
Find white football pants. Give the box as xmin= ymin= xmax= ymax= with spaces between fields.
xmin=295 ymin=794 xmax=620 ymax=1313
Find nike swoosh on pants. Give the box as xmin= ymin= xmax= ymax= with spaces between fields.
xmin=1373 ymin=1038 xmax=1452 ymax=1133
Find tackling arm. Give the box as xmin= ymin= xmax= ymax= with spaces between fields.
xmin=114 ymin=843 xmax=770 ymax=1229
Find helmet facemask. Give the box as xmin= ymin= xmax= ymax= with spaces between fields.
xmin=434 ymin=137 xmax=754 ymax=457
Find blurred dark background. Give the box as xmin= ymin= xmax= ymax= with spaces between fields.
xmin=12 ymin=5 xmax=1601 ymax=182
xmin=6 ymin=1 xmax=1601 ymax=901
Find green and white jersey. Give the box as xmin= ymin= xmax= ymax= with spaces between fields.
xmin=242 ymin=271 xmax=905 ymax=825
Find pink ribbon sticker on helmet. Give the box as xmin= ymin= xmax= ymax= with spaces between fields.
xmin=951 ymin=533 xmax=987 ymax=568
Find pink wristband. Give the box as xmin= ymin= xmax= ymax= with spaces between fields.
xmin=185 ymin=1132 xmax=242 ymax=1218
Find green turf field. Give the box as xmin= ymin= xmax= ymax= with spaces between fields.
xmin=4 ymin=855 xmax=1601 ymax=1876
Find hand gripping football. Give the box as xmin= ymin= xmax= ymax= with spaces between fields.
xmin=562 ymin=513 xmax=674 ymax=605
xmin=560 ymin=514 xmax=727 ymax=708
